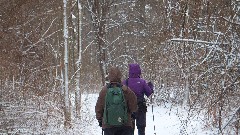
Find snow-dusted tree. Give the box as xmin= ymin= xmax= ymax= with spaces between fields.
xmin=88 ymin=0 xmax=109 ymax=85
xmin=69 ymin=0 xmax=83 ymax=118
xmin=74 ymin=0 xmax=83 ymax=118
xmin=63 ymin=0 xmax=71 ymax=129
xmin=160 ymin=0 xmax=240 ymax=134
xmin=1 ymin=0 xmax=239 ymax=134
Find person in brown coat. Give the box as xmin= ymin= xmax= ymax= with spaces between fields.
xmin=95 ymin=67 xmax=137 ymax=135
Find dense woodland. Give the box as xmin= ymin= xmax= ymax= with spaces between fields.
xmin=0 ymin=0 xmax=240 ymax=134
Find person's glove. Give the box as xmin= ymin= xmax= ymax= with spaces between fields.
xmin=131 ymin=112 xmax=136 ymax=119
xmin=148 ymin=81 xmax=154 ymax=91
xmin=98 ymin=120 xmax=102 ymax=127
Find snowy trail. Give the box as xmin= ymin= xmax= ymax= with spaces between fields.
xmin=78 ymin=94 xmax=213 ymax=135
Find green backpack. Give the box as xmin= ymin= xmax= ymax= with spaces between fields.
xmin=103 ymin=83 xmax=128 ymax=126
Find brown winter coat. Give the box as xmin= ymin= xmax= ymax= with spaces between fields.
xmin=95 ymin=67 xmax=137 ymax=129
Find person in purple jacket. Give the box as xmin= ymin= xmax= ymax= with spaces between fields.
xmin=123 ymin=63 xmax=154 ymax=135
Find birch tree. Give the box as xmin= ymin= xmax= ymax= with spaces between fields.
xmin=75 ymin=0 xmax=82 ymax=118
xmin=63 ymin=0 xmax=71 ymax=129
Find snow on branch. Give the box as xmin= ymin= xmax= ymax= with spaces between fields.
xmin=170 ymin=38 xmax=229 ymax=45
xmin=222 ymin=17 xmax=240 ymax=25
xmin=222 ymin=106 xmax=240 ymax=130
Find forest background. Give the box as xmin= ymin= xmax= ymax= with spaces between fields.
xmin=0 ymin=0 xmax=240 ymax=134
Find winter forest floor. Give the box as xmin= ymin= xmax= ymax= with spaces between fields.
xmin=1 ymin=93 xmax=234 ymax=135
xmin=76 ymin=94 xmax=216 ymax=135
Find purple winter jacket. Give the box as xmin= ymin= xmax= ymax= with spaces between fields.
xmin=123 ymin=63 xmax=153 ymax=100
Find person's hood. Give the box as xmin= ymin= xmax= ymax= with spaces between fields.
xmin=129 ymin=63 xmax=141 ymax=78
xmin=108 ymin=67 xmax=122 ymax=83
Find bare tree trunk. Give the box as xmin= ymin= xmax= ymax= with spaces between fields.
xmin=235 ymin=109 xmax=240 ymax=135
xmin=75 ymin=0 xmax=82 ymax=118
xmin=63 ymin=0 xmax=71 ymax=129
xmin=91 ymin=0 xmax=109 ymax=86
xmin=183 ymin=69 xmax=190 ymax=106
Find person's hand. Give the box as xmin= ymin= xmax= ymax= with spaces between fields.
xmin=98 ymin=120 xmax=102 ymax=127
xmin=148 ymin=81 xmax=154 ymax=90
xmin=131 ymin=112 xmax=136 ymax=119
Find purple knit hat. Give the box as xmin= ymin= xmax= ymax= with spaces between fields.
xmin=128 ymin=63 xmax=141 ymax=78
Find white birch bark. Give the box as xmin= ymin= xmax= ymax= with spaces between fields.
xmin=63 ymin=0 xmax=71 ymax=129
xmin=75 ymin=0 xmax=82 ymax=117
xmin=183 ymin=68 xmax=190 ymax=106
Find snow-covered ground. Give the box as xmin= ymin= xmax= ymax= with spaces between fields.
xmin=76 ymin=94 xmax=215 ymax=135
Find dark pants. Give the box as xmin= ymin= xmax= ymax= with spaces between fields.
xmin=104 ymin=126 xmax=132 ymax=135
xmin=133 ymin=111 xmax=146 ymax=135
xmin=133 ymin=100 xmax=147 ymax=135
xmin=136 ymin=111 xmax=146 ymax=127
xmin=137 ymin=126 xmax=145 ymax=135
xmin=132 ymin=122 xmax=145 ymax=135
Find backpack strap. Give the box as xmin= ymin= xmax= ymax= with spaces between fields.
xmin=107 ymin=83 xmax=111 ymax=89
xmin=126 ymin=78 xmax=129 ymax=86
xmin=108 ymin=82 xmax=122 ymax=88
